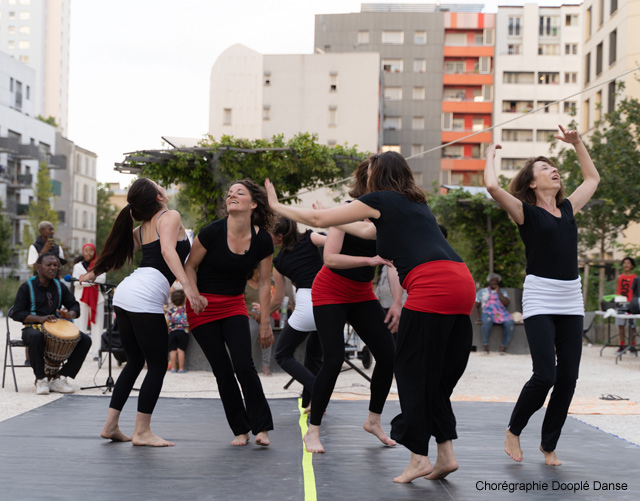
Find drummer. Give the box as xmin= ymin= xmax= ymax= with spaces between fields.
xmin=10 ymin=253 xmax=91 ymax=395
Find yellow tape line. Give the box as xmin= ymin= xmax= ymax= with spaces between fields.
xmin=298 ymin=398 xmax=317 ymax=501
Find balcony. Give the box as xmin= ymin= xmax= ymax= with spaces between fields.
xmin=5 ymin=200 xmax=30 ymax=216
xmin=16 ymin=144 xmax=41 ymax=160
xmin=441 ymin=157 xmax=485 ymax=172
xmin=442 ymin=100 xmax=492 ymax=113
xmin=442 ymin=130 xmax=492 ymax=144
xmin=0 ymin=137 xmax=20 ymax=154
xmin=443 ymin=72 xmax=493 ymax=86
xmin=444 ymin=46 xmax=494 ymax=58
xmin=48 ymin=155 xmax=67 ymax=169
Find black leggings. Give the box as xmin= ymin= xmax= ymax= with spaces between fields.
xmin=390 ymin=310 xmax=472 ymax=456
xmin=310 ymin=301 xmax=395 ymax=426
xmin=192 ymin=315 xmax=273 ymax=436
xmin=110 ymin=308 xmax=169 ymax=415
xmin=275 ymin=325 xmax=322 ymax=405
xmin=508 ymin=314 xmax=583 ymax=452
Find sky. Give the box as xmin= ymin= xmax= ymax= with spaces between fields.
xmin=66 ymin=0 xmax=568 ymax=186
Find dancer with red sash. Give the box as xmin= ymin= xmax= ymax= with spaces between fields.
xmin=265 ymin=151 xmax=476 ymax=483
xmin=185 ymin=179 xmax=276 ymax=446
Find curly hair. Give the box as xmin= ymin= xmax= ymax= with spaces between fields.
xmin=508 ymin=156 xmax=566 ymax=206
xmin=225 ymin=179 xmax=277 ymax=232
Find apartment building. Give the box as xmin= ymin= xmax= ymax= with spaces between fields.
xmin=493 ymin=2 xmax=583 ymax=177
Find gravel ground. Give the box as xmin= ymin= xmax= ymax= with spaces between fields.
xmin=2 ymin=316 xmax=640 ymax=446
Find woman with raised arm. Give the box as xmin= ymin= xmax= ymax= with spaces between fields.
xmin=184 ymin=179 xmax=276 ymax=447
xmin=81 ymin=177 xmax=200 ymax=447
xmin=483 ymin=125 xmax=600 ymax=466
xmin=265 ymin=151 xmax=476 ymax=483
xmin=305 ymin=157 xmax=401 ymax=454
xmin=269 ymin=216 xmax=325 ymax=409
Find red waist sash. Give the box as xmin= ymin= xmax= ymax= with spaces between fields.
xmin=402 ymin=261 xmax=476 ymax=315
xmin=186 ymin=293 xmax=247 ymax=330
xmin=311 ymin=266 xmax=377 ymax=306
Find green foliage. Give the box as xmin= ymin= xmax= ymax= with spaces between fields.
xmin=36 ymin=115 xmax=58 ymax=127
xmin=429 ymin=189 xmax=526 ymax=287
xmin=0 ymin=277 xmax=21 ymax=313
xmin=22 ymin=163 xmax=59 ymax=252
xmin=553 ymin=93 xmax=640 ymax=258
xmin=96 ymin=182 xmax=119 ymax=253
xmin=132 ymin=133 xmax=365 ymax=232
xmin=0 ymin=199 xmax=13 ymax=266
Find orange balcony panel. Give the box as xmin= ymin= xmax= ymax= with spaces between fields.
xmin=443 ymin=46 xmax=494 ymax=58
xmin=440 ymin=158 xmax=485 ymax=172
xmin=443 ymin=73 xmax=493 ymax=86
xmin=441 ymin=131 xmax=492 ymax=143
xmin=442 ymin=101 xmax=493 ymax=113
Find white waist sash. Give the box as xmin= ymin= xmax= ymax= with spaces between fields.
xmin=113 ymin=267 xmax=170 ymax=314
xmin=522 ymin=274 xmax=584 ymax=320
xmin=287 ymin=288 xmax=316 ymax=332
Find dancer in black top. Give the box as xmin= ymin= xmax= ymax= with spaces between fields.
xmin=270 ymin=217 xmax=326 ymax=408
xmin=185 ymin=179 xmax=276 ymax=446
xmin=82 ymin=177 xmax=199 ymax=447
xmin=484 ymin=126 xmax=599 ymax=466
xmin=265 ymin=151 xmax=476 ymax=482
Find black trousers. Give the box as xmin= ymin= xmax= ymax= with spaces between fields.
xmin=310 ymin=301 xmax=396 ymax=426
xmin=109 ymin=308 xmax=169 ymax=415
xmin=508 ymin=314 xmax=583 ymax=452
xmin=390 ymin=310 xmax=472 ymax=456
xmin=22 ymin=326 xmax=91 ymax=381
xmin=192 ymin=315 xmax=273 ymax=436
xmin=274 ymin=325 xmax=322 ymax=406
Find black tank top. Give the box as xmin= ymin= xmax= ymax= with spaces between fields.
xmin=138 ymin=212 xmax=191 ymax=284
xmin=273 ymin=230 xmax=323 ymax=289
xmin=329 ymin=233 xmax=377 ymax=283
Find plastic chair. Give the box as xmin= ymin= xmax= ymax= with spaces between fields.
xmin=2 ymin=306 xmax=31 ymax=392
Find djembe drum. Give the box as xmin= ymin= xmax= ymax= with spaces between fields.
xmin=42 ymin=319 xmax=80 ymax=376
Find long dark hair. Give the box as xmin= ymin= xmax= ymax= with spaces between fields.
xmin=349 ymin=155 xmax=374 ymax=198
xmin=93 ymin=178 xmax=163 ymax=275
xmin=508 ymin=156 xmax=566 ymax=206
xmin=367 ymin=151 xmax=426 ymax=203
xmin=273 ymin=216 xmax=305 ymax=252
xmin=225 ymin=178 xmax=277 ymax=232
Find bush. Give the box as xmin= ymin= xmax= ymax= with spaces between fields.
xmin=0 ymin=277 xmax=22 ymax=314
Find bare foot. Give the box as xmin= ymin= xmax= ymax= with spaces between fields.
xmin=231 ymin=433 xmax=250 ymax=446
xmin=393 ymin=453 xmax=433 ymax=483
xmin=303 ymin=403 xmax=311 ymax=414
xmin=363 ymin=417 xmax=396 ymax=447
xmin=424 ymin=440 xmax=458 ymax=480
xmin=304 ymin=425 xmax=325 ymax=453
xmin=540 ymin=446 xmax=562 ymax=466
xmin=100 ymin=428 xmax=131 ymax=442
xmin=505 ymin=429 xmax=523 ymax=462
xmin=255 ymin=431 xmax=270 ymax=446
xmin=132 ymin=430 xmax=174 ymax=447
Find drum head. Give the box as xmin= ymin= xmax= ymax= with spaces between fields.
xmin=43 ymin=319 xmax=80 ymax=339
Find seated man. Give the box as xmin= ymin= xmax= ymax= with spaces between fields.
xmin=10 ymin=253 xmax=91 ymax=394
xmin=474 ymin=273 xmax=515 ymax=355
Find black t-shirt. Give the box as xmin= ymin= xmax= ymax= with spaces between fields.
xmin=518 ymin=200 xmax=578 ymax=280
xmin=196 ymin=218 xmax=274 ymax=295
xmin=329 ymin=233 xmax=378 ymax=283
xmin=358 ymin=191 xmax=462 ymax=284
xmin=273 ymin=230 xmax=323 ymax=289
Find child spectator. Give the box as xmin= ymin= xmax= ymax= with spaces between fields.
xmin=165 ymin=290 xmax=190 ymax=373
xmin=616 ymin=257 xmax=637 ymax=354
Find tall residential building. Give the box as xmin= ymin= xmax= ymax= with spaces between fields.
xmin=441 ymin=11 xmax=495 ymax=186
xmin=209 ymin=44 xmax=381 ymax=154
xmin=0 ymin=0 xmax=70 ymax=134
xmin=493 ymin=2 xmax=582 ymax=177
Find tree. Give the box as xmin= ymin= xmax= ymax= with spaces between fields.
xmin=429 ymin=189 xmax=526 ymax=288
xmin=22 ymin=162 xmax=59 ymax=251
xmin=122 ymin=133 xmax=366 ymax=231
xmin=96 ymin=182 xmax=119 ymax=253
xmin=0 ymin=199 xmax=13 ymax=266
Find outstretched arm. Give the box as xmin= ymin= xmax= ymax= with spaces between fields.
xmin=323 ymin=227 xmax=390 ymax=269
xmin=559 ymin=125 xmax=600 ymax=214
xmin=484 ymin=144 xmax=524 ymax=225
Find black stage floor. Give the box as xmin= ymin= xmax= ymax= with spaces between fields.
xmin=0 ymin=397 xmax=638 ymax=501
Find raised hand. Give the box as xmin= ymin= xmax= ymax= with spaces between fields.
xmin=485 ymin=144 xmax=502 ymax=159
xmin=264 ymin=178 xmax=279 ymax=209
xmin=554 ymin=124 xmax=580 ymax=144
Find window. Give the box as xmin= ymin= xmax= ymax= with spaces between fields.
xmin=382 ymin=59 xmax=403 ymax=73
xmin=539 ymin=16 xmax=560 ymax=36
xmin=382 ymin=31 xmax=404 ymax=44
xmin=608 ymin=80 xmax=616 ymax=113
xmin=19 ymin=55 xmax=29 ymax=63
xmin=585 ymin=53 xmax=591 ymax=84
xmin=501 ymin=158 xmax=526 ymax=171
xmin=26 ymin=85 xmax=29 ymax=99
xmin=474 ymin=33 xmax=484 ymax=46
xmin=20 ymin=0 xmax=31 ymax=4
xmin=412 ymin=117 xmax=425 ymax=130
xmin=262 ymin=105 xmax=270 ymax=121
xmin=478 ymin=57 xmax=491 ymax=73
xmin=503 ymin=72 xmax=534 ymax=84
xmin=82 ymin=211 xmax=87 ymax=229
xmin=414 ymin=31 xmax=427 ymax=44
xmin=595 ymin=90 xmax=602 ymax=122
xmin=413 ymin=59 xmax=426 ymax=73
xmin=609 ymin=30 xmax=617 ymax=65
xmin=540 ymin=101 xmax=559 ymax=113
xmin=444 ymin=60 xmax=464 ymax=73
xmin=502 ymin=129 xmax=533 ymax=142
xmin=9 ymin=11 xmax=16 ymax=20
xmin=538 ymin=72 xmax=559 ymax=85
xmin=412 ymin=87 xmax=425 ymax=100
xmin=565 ymin=14 xmax=578 ymax=26
xmin=357 ymin=31 xmax=370 ymax=44
xmin=564 ymin=101 xmax=576 ymax=113
xmin=611 ymin=0 xmax=618 ymax=15
xmin=536 ymin=130 xmax=556 ymax=142
xmin=586 ymin=7 xmax=592 ymax=38
xmin=508 ymin=17 xmax=521 ymax=36
xmin=327 ymin=139 xmax=337 ymax=147
xmin=223 ymin=108 xmax=232 ymax=125
xmin=328 ymin=107 xmax=337 ymax=127
xmin=329 ymin=73 xmax=338 ymax=92
xmin=598 ymin=0 xmax=604 ymax=26
xmin=564 ymin=72 xmax=577 ymax=84
xmin=502 ymin=100 xmax=533 ymax=113
xmin=565 ymin=44 xmax=577 ymax=55
xmin=83 ymin=184 xmax=88 ymax=203
xmin=444 ymin=32 xmax=466 ymax=46
xmin=8 ymin=26 xmax=16 ymax=35
xmin=444 ymin=88 xmax=466 ymax=101
xmin=263 ymin=72 xmax=271 ymax=86
xmin=383 ymin=116 xmax=402 ymax=130
xmin=508 ymin=44 xmax=521 ymax=55
xmin=472 ymin=118 xmax=485 ymax=132
xmin=411 ymin=144 xmax=424 ymax=157
xmin=384 ymin=87 xmax=403 ymax=100
xmin=18 ymin=40 xmax=29 ymax=49
xmin=19 ymin=11 xmax=30 ymax=20
xmin=8 ymin=40 xmax=15 ymax=49
xmin=443 ymin=145 xmax=463 ymax=158
xmin=596 ymin=42 xmax=603 ymax=75
xmin=584 ymin=99 xmax=590 ymax=131
xmin=538 ymin=44 xmax=559 ymax=55
xmin=452 ymin=118 xmax=465 ymax=131
xmin=19 ymin=25 xmax=30 ymax=34
xmin=442 ymin=113 xmax=453 ymax=130
xmin=381 ymin=145 xmax=401 ymax=153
